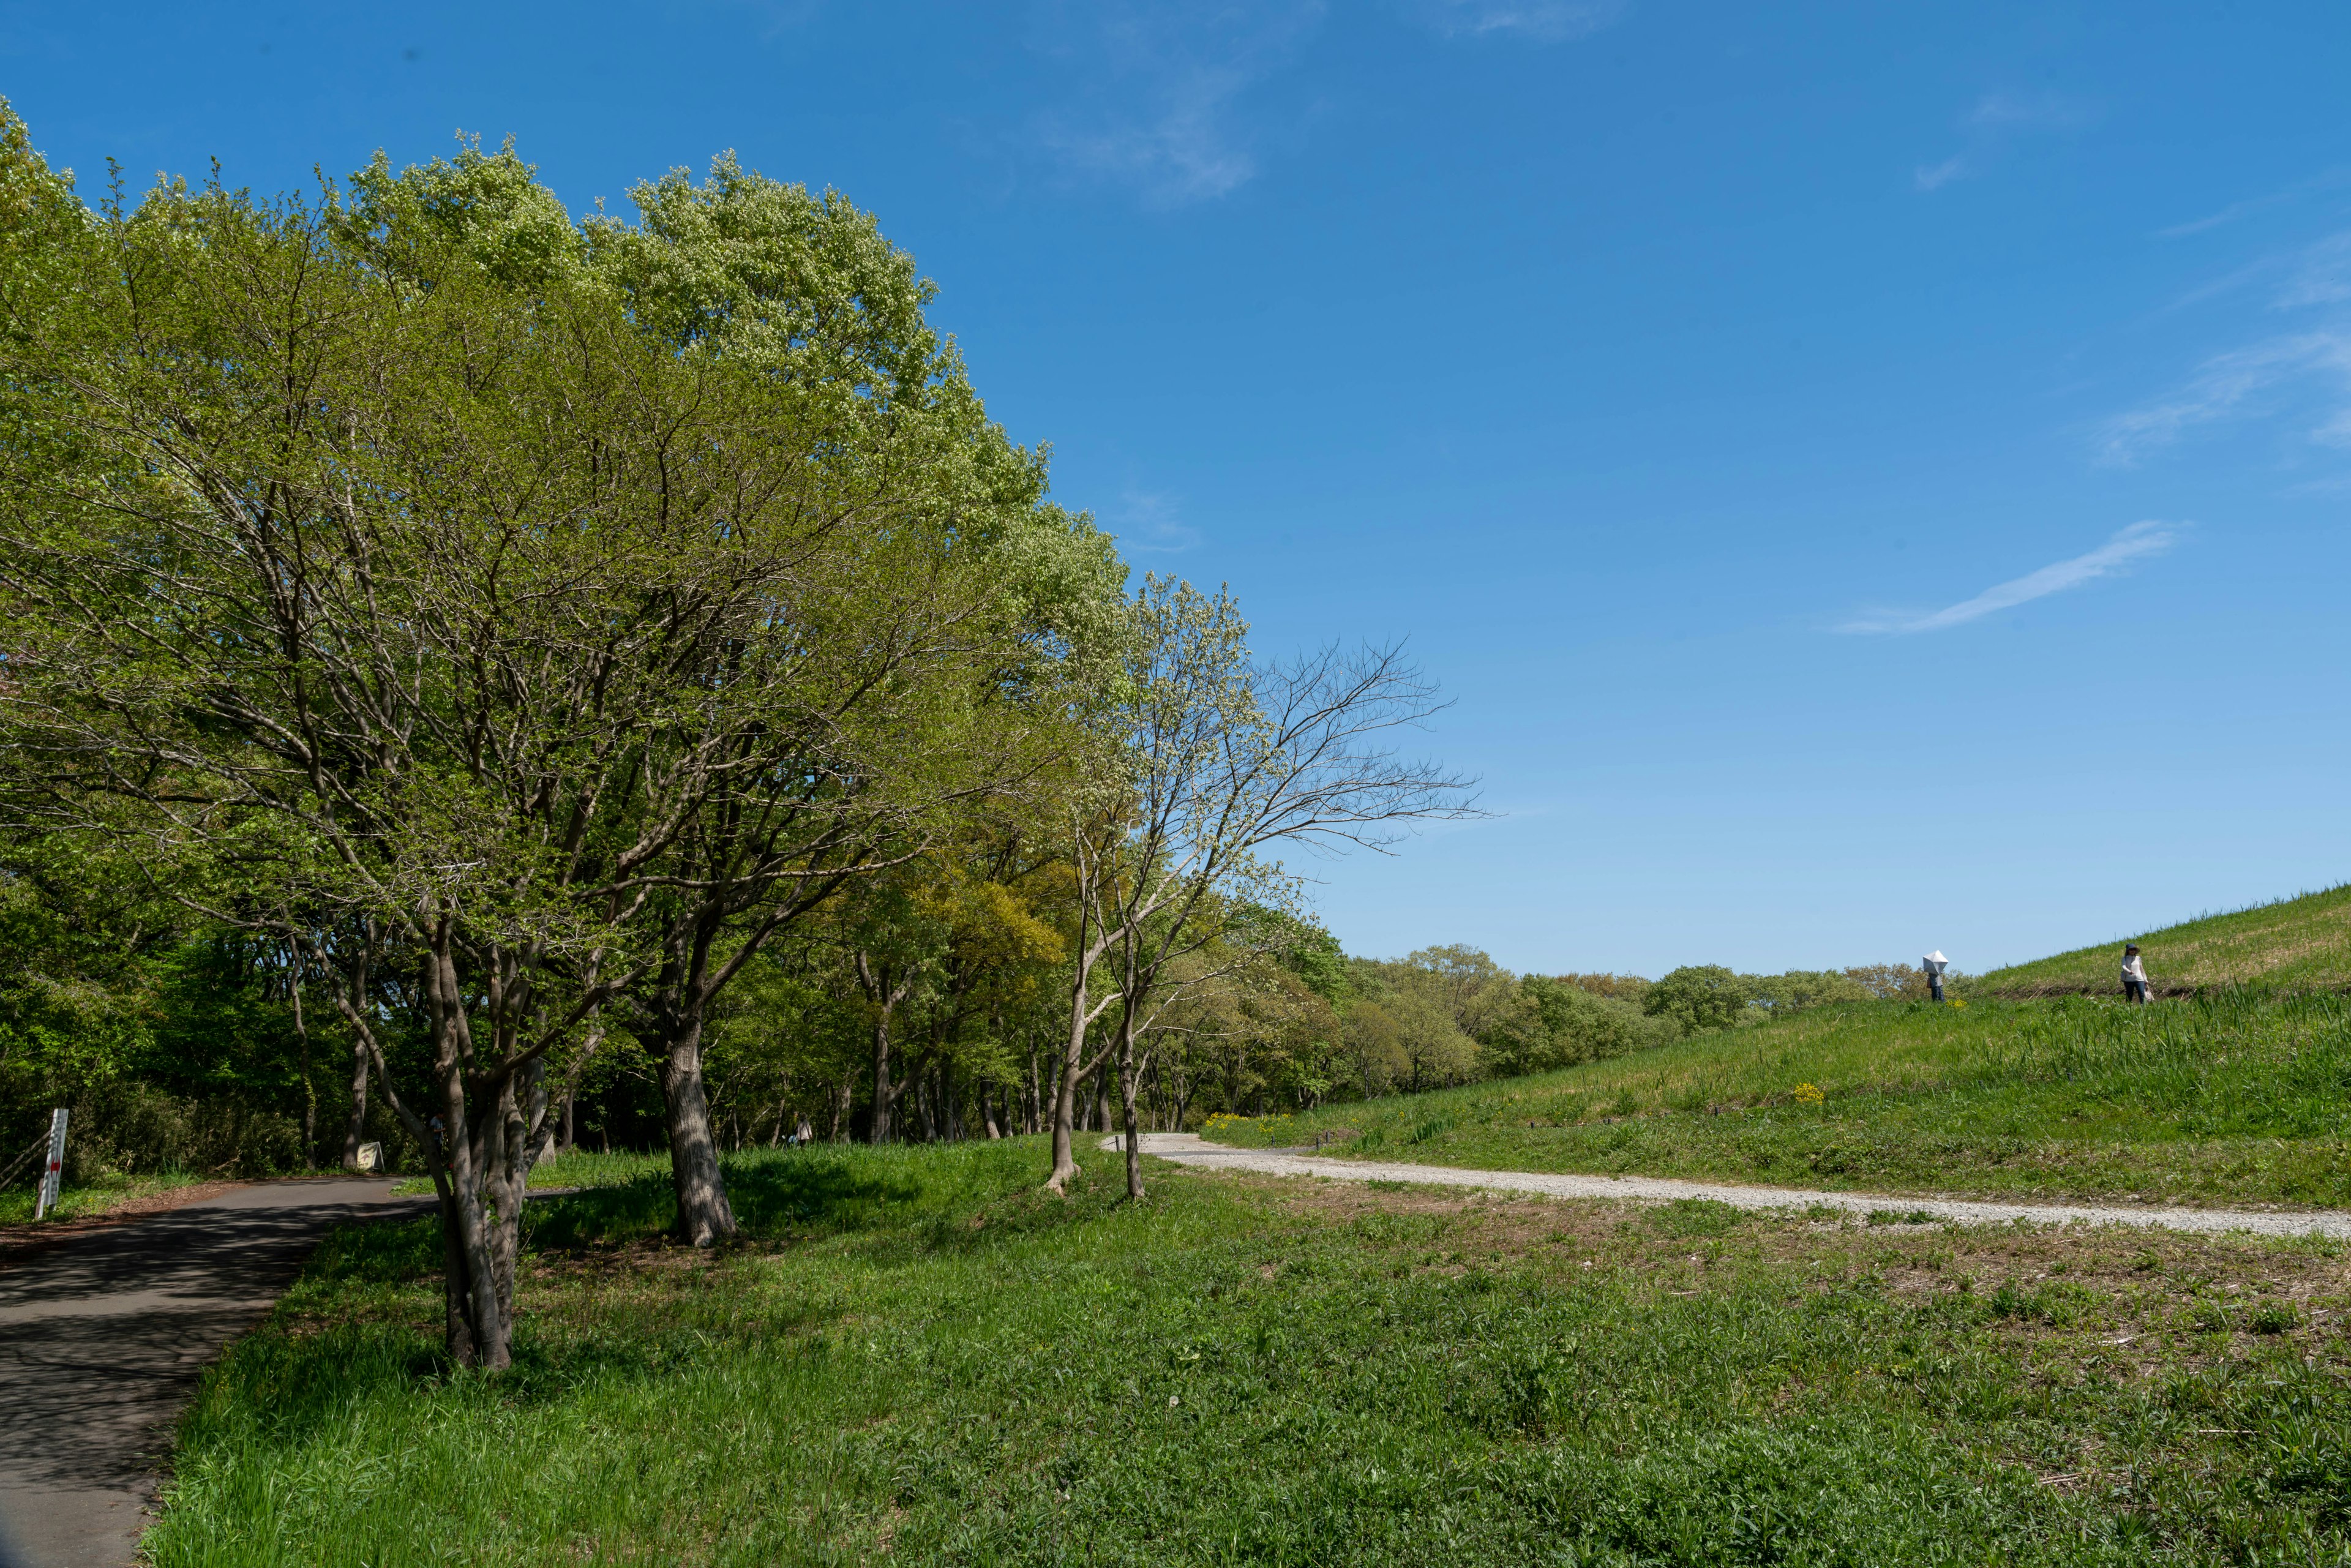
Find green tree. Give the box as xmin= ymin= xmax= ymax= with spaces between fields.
xmin=1643 ymin=966 xmax=1750 ymax=1034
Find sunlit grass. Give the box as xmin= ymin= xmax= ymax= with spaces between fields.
xmin=146 ymin=1139 xmax=2351 ymax=1564
xmin=0 ymin=1166 xmax=219 ymax=1226
xmin=1208 ymin=990 xmax=2351 ymax=1207
xmin=1981 ymin=883 xmax=2351 ymax=995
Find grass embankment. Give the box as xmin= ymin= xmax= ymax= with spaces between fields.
xmin=1980 ymin=885 xmax=2351 ymax=997
xmin=1212 ymin=990 xmax=2351 ymax=1209
xmin=151 ymin=1139 xmax=2351 ymax=1564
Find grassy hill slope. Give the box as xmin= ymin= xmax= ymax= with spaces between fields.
xmin=1210 ymin=988 xmax=2351 ymax=1208
xmin=1978 ymin=883 xmax=2351 ymax=997
xmin=1198 ymin=884 xmax=2351 ymax=1207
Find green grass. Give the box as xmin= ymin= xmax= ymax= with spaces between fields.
xmin=0 ymin=1166 xmax=219 ymax=1226
xmin=1208 ymin=990 xmax=2351 ymax=1208
xmin=149 ymin=1138 xmax=2351 ymax=1565
xmin=1979 ymin=884 xmax=2351 ymax=997
xmin=388 ymin=1145 xmax=677 ymax=1199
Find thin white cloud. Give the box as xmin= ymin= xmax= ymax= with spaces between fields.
xmin=1110 ymin=490 xmax=1200 ymax=553
xmin=1838 ymin=522 xmax=2179 ymax=635
xmin=2099 ymin=329 xmax=2351 ymax=463
xmin=1913 ymin=156 xmax=1968 ymax=192
xmin=2276 ymin=231 xmax=2351 ymax=308
xmin=1914 ymin=88 xmax=2094 ymax=195
xmin=2101 ymin=228 xmax=2351 ymax=463
xmin=1411 ymin=0 xmax=1624 ymax=42
xmin=2157 ymin=167 xmax=2351 ymax=240
xmin=1026 ymin=0 xmax=1323 ymax=207
xmin=1035 ymin=69 xmax=1261 ymax=204
xmin=1965 ymin=89 xmax=2093 ymax=131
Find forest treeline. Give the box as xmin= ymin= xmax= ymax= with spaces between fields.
xmin=0 ymin=103 xmax=1941 ymax=1367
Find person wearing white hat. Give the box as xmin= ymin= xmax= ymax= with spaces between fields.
xmin=1922 ymin=951 xmax=1949 ymax=1003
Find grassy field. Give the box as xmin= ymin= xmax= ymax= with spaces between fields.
xmin=1979 ymin=884 xmax=2351 ymax=997
xmin=1207 ymin=989 xmax=2351 ymax=1208
xmin=149 ymin=1139 xmax=2351 ymax=1565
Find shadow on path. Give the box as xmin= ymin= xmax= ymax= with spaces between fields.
xmin=0 ymin=1179 xmax=432 ymax=1568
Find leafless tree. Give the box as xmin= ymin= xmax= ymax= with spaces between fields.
xmin=1047 ymin=577 xmax=1480 ymax=1196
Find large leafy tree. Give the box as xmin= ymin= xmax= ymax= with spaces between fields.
xmin=342 ymin=144 xmax=1120 ymax=1241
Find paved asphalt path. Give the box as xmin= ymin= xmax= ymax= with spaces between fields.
xmin=0 ymin=1179 xmax=433 ymax=1568
xmin=1109 ymin=1133 xmax=2351 ymax=1239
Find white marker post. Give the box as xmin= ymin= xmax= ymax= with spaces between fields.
xmin=33 ymin=1107 xmax=67 ymax=1220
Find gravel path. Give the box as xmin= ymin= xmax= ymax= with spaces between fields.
xmin=0 ymin=1178 xmax=432 ymax=1568
xmin=1109 ymin=1133 xmax=2351 ymax=1239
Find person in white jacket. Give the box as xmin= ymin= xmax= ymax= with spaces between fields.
xmin=2121 ymin=944 xmax=2151 ymax=1005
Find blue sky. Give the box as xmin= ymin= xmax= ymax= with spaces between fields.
xmin=8 ymin=2 xmax=2349 ymax=976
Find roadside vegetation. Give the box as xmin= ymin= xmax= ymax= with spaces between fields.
xmin=148 ymin=1139 xmax=2351 ymax=1566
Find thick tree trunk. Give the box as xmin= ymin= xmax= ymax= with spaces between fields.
xmin=648 ymin=931 xmax=740 ymax=1247
xmin=662 ymin=1014 xmax=738 ymax=1247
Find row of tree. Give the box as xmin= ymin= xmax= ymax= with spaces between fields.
xmin=0 ymin=108 xmax=1468 ymax=1367
xmin=0 ymin=106 xmax=1949 ymax=1368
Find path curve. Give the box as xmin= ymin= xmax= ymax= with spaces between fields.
xmin=0 ymin=1177 xmax=433 ymax=1568
xmin=1108 ymin=1133 xmax=2351 ymax=1239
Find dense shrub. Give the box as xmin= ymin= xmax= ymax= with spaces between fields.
xmin=1643 ymin=965 xmax=1750 ymax=1033
xmin=1485 ymin=978 xmax=1678 ymax=1075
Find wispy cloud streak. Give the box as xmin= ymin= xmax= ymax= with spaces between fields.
xmin=2099 ymin=228 xmax=2351 ymax=463
xmin=1411 ymin=0 xmax=1624 ymax=42
xmin=1026 ymin=0 xmax=1322 ymax=206
xmin=2098 ymin=331 xmax=2351 ymax=462
xmin=1109 ymin=490 xmax=1200 ymax=553
xmin=1838 ymin=522 xmax=2178 ymax=635
xmin=1914 ymin=88 xmax=2094 ymax=195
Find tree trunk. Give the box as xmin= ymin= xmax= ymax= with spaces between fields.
xmin=648 ymin=931 xmax=739 ymax=1247
xmin=340 ymin=1034 xmax=370 ymax=1169
xmin=1047 ymin=999 xmax=1086 ymax=1192
xmin=290 ymin=955 xmax=316 ymax=1171
xmin=857 ymin=951 xmax=916 ymax=1146
xmin=1118 ymin=1011 xmax=1145 ymax=1201
xmin=871 ymin=1010 xmax=896 ymax=1142
xmin=662 ymin=1012 xmax=737 ymax=1247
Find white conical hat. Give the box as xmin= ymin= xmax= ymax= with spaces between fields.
xmin=1925 ymin=951 xmax=1946 ymax=963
